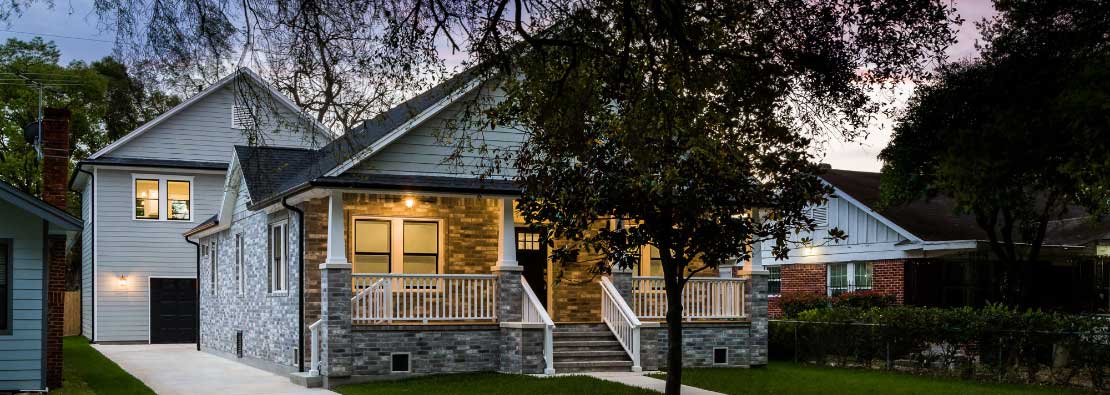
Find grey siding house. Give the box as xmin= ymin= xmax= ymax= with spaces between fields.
xmin=0 ymin=180 xmax=81 ymax=392
xmin=185 ymin=72 xmax=770 ymax=387
xmin=70 ymin=68 xmax=332 ymax=343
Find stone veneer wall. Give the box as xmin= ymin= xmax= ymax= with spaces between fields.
xmin=199 ymin=208 xmax=302 ymax=371
xmin=646 ymin=323 xmax=753 ymax=369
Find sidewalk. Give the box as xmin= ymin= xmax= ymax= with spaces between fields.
xmin=583 ymin=372 xmax=725 ymax=395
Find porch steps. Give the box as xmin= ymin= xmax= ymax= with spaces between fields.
xmin=553 ymin=323 xmax=634 ymax=373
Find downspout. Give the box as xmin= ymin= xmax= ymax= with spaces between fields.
xmin=185 ymin=235 xmax=201 ymax=352
xmin=282 ymin=196 xmax=306 ymax=372
xmin=75 ymin=166 xmax=94 ymax=343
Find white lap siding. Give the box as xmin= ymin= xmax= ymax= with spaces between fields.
xmin=80 ymin=180 xmax=93 ymax=340
xmin=93 ymin=169 xmax=224 ymax=342
xmin=198 ymin=201 xmax=302 ymax=372
xmin=0 ymin=200 xmax=45 ymax=391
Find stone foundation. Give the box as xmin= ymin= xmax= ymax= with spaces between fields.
xmin=647 ymin=321 xmax=754 ymax=369
xmin=349 ymin=324 xmax=502 ymax=376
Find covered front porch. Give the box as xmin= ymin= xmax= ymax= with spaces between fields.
xmin=302 ymin=189 xmax=764 ymax=385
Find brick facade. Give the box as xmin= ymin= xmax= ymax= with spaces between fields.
xmin=770 ymin=260 xmax=907 ymax=317
xmin=46 ymin=235 xmax=66 ymax=388
xmin=872 ymin=259 xmax=906 ymax=304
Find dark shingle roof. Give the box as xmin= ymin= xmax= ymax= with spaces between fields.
xmin=820 ymin=169 xmax=1110 ymax=245
xmin=234 ymin=146 xmax=319 ymax=203
xmin=0 ymin=180 xmax=82 ymax=230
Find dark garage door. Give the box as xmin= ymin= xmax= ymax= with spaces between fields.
xmin=150 ymin=278 xmax=197 ymax=344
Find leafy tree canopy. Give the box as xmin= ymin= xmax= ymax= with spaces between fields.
xmin=879 ymin=0 xmax=1110 ymax=304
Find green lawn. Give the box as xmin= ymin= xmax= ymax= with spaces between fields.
xmin=50 ymin=337 xmax=155 ymax=395
xmin=654 ymin=364 xmax=1085 ymax=395
xmin=333 ymin=373 xmax=655 ymax=395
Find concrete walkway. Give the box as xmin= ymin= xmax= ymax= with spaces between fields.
xmin=93 ymin=343 xmax=337 ymax=395
xmin=583 ymin=372 xmax=725 ymax=395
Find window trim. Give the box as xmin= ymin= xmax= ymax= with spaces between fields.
xmin=0 ymin=238 xmax=12 ymax=335
xmin=235 ymin=233 xmax=244 ymax=295
xmin=349 ymin=216 xmax=445 ymax=274
xmin=767 ymin=265 xmax=782 ymax=297
xmin=827 ymin=261 xmax=873 ymax=296
xmin=130 ymin=174 xmax=195 ymax=222
xmin=269 ymin=221 xmax=289 ymax=294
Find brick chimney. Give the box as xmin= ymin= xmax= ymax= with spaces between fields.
xmin=40 ymin=108 xmax=71 ymax=210
xmin=40 ymin=108 xmax=69 ymax=389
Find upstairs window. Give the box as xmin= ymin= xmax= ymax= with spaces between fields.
xmin=134 ymin=179 xmax=159 ymax=219
xmin=132 ymin=175 xmax=193 ymax=221
xmin=167 ymin=180 xmax=191 ymax=221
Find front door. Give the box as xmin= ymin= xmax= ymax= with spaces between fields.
xmin=150 ymin=278 xmax=197 ymax=344
xmin=516 ymin=227 xmax=548 ymax=308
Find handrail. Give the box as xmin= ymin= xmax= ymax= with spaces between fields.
xmin=521 ymin=276 xmax=555 ymax=374
xmin=308 ymin=319 xmax=323 ymax=376
xmin=352 ymin=273 xmax=497 ymax=279
xmin=600 ymin=276 xmax=642 ymax=372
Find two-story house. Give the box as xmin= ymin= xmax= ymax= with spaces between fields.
xmin=69 ymin=69 xmax=333 ymax=344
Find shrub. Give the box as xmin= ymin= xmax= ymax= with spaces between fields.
xmin=832 ymin=290 xmax=896 ymax=309
xmin=777 ymin=292 xmax=831 ymax=318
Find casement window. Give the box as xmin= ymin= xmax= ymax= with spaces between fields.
xmin=269 ymin=221 xmax=288 ymax=293
xmin=235 ymin=234 xmax=244 ymax=295
xmin=132 ymin=175 xmax=192 ymax=221
xmin=0 ymin=239 xmax=11 ymax=334
xmin=351 ymin=217 xmax=442 ymax=274
xmin=210 ymin=239 xmax=218 ymax=296
xmin=767 ymin=266 xmax=782 ymax=296
xmin=828 ymin=262 xmax=873 ymax=296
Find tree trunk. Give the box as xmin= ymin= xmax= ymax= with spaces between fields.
xmin=665 ymin=278 xmax=683 ymax=395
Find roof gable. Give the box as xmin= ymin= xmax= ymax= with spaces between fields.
xmin=0 ymin=180 xmax=81 ymax=230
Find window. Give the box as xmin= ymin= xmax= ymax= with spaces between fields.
xmin=0 ymin=239 xmax=10 ymax=334
xmin=352 ymin=218 xmax=442 ymax=274
xmin=403 ymin=221 xmax=438 ymax=275
xmin=646 ymin=246 xmax=663 ymax=277
xmin=134 ymin=179 xmax=159 ymax=219
xmin=132 ymin=175 xmax=192 ymax=221
xmin=631 ymin=245 xmax=664 ymax=277
xmin=167 ymin=180 xmax=191 ymax=220
xmin=210 ymin=239 xmax=218 ymax=296
xmin=828 ymin=262 xmax=872 ymax=296
xmin=767 ymin=266 xmax=782 ymax=296
xmin=353 ymin=220 xmax=390 ymax=274
xmin=235 ymin=234 xmax=244 ymax=295
xmin=269 ymin=222 xmax=288 ymax=293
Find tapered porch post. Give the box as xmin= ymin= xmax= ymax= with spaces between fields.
xmin=494 ymin=197 xmax=529 ymax=373
xmin=319 ymin=190 xmax=353 ymax=382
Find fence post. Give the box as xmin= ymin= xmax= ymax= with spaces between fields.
xmin=997 ymin=335 xmax=1004 ymax=383
xmin=793 ymin=321 xmax=799 ymax=364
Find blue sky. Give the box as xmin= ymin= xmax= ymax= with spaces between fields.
xmin=1 ymin=0 xmax=997 ymax=171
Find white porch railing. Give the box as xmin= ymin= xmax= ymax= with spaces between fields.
xmin=600 ymin=277 xmax=642 ymax=372
xmin=632 ymin=276 xmax=746 ymax=320
xmin=308 ymin=319 xmax=323 ymax=376
xmin=351 ymin=274 xmax=498 ymax=324
xmin=521 ymin=276 xmax=555 ymax=375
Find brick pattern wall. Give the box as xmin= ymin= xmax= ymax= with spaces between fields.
xmin=872 ymin=259 xmax=906 ymax=304
xmin=350 ymin=325 xmax=502 ymax=376
xmin=342 ymin=194 xmax=500 ymax=274
xmin=652 ymin=322 xmax=753 ymax=368
xmin=770 ymin=264 xmax=826 ymax=318
xmin=46 ymin=235 xmax=66 ymax=388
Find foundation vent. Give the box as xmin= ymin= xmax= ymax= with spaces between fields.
xmin=713 ymin=347 xmax=728 ymax=364
xmin=391 ymin=353 xmax=411 ymax=373
xmin=236 ymin=331 xmax=244 ymax=358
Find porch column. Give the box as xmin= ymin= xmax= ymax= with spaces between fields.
xmin=611 ymin=266 xmax=634 ymax=303
xmin=493 ymin=198 xmax=523 ymax=321
xmin=319 ymin=190 xmax=352 ymax=381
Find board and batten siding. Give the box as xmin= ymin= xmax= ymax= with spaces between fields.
xmin=0 ymin=199 xmax=45 ymax=391
xmin=349 ymin=92 xmax=525 ymax=178
xmin=108 ymin=85 xmax=328 ymax=162
xmin=761 ymin=197 xmax=909 ymax=264
xmin=92 ymin=169 xmax=224 ymax=342
xmin=80 ymin=180 xmax=92 ymax=340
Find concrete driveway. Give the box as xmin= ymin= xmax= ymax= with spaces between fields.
xmin=93 ymin=343 xmax=338 ymax=395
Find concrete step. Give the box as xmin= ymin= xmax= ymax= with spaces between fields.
xmin=553 ymin=331 xmax=613 ymax=338
xmin=288 ymin=372 xmax=322 ymax=388
xmin=554 ymin=350 xmax=631 ymax=361
xmin=552 ymin=340 xmax=624 ymax=351
xmin=554 ymin=323 xmax=608 ymax=333
xmin=554 ymin=360 xmax=634 ymax=373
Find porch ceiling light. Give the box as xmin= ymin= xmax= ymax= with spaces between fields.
xmin=404 ymin=197 xmax=415 ymax=208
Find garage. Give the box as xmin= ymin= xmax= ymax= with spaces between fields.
xmin=149 ymin=277 xmax=197 ymax=344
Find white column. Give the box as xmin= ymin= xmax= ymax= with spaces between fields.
xmin=322 ymin=190 xmax=350 ymax=268
xmin=743 ymin=209 xmax=766 ymax=274
xmin=494 ymin=197 xmax=519 ymax=270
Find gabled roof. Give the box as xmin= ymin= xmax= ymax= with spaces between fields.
xmin=820 ymin=169 xmax=1110 ymax=245
xmin=0 ymin=180 xmax=82 ymax=230
xmin=87 ymin=68 xmax=334 ymax=160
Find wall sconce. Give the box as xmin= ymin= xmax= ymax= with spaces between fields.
xmin=118 ymin=275 xmax=128 ymax=287
xmin=404 ymin=197 xmax=415 ymax=208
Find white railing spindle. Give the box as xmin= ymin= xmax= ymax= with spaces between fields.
xmin=350 ymin=274 xmax=498 ymax=323
xmin=631 ymin=276 xmax=747 ymax=320
xmin=308 ymin=319 xmax=323 ymax=376
xmin=600 ymin=277 xmax=642 ymax=372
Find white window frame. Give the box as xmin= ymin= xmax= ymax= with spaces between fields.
xmin=210 ymin=239 xmax=219 ymax=296
xmin=235 ymin=233 xmax=245 ymax=295
xmin=269 ymin=221 xmax=289 ymax=294
xmin=130 ymin=174 xmax=194 ymax=222
xmin=827 ymin=261 xmax=873 ymax=296
xmin=767 ymin=265 xmax=782 ymax=297
xmin=349 ymin=216 xmax=445 ymax=274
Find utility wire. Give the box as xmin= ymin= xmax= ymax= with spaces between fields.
xmin=0 ymin=29 xmax=114 ymax=44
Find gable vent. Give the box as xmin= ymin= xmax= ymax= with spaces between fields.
xmin=232 ymin=105 xmax=256 ymax=130
xmin=805 ymin=204 xmax=829 ymax=228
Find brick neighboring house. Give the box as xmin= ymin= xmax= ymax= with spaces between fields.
xmin=766 ymin=169 xmax=1110 ymax=317
xmin=184 ymin=71 xmax=768 ymax=387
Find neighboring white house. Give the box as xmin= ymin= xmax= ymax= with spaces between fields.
xmin=69 ymin=69 xmax=332 ymax=343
